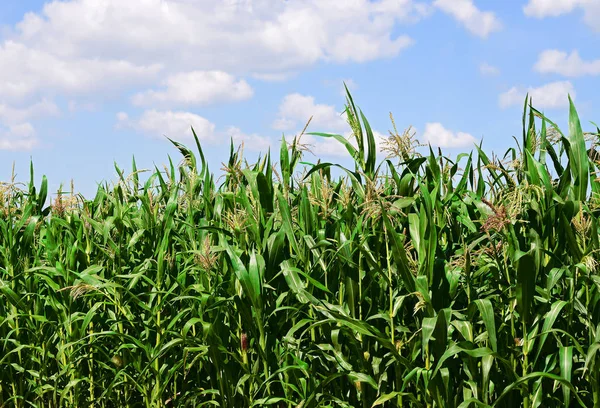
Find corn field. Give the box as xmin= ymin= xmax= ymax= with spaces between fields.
xmin=2 ymin=90 xmax=600 ymax=407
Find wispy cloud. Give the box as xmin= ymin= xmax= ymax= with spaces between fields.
xmin=479 ymin=62 xmax=500 ymax=76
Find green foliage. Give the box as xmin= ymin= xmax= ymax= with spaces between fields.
xmin=2 ymin=92 xmax=600 ymax=407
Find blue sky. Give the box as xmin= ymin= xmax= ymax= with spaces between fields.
xmin=0 ymin=0 xmax=598 ymax=197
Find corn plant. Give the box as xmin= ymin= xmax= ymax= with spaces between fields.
xmin=2 ymin=90 xmax=600 ymax=407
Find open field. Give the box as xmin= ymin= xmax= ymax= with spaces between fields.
xmin=1 ymin=91 xmax=600 ymax=407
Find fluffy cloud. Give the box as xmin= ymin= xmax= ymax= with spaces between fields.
xmin=0 ymin=39 xmax=157 ymax=150
xmin=326 ymin=33 xmax=413 ymax=63
xmin=0 ymin=99 xmax=59 ymax=151
xmin=226 ymin=126 xmax=271 ymax=152
xmin=524 ymin=0 xmax=581 ymax=17
xmin=0 ymin=123 xmax=38 ymax=151
xmin=132 ymin=71 xmax=253 ymax=106
xmin=499 ymin=81 xmax=575 ymax=109
xmin=534 ymin=50 xmax=600 ymax=77
xmin=433 ymin=0 xmax=502 ymax=38
xmin=272 ymin=94 xmax=347 ymax=132
xmin=0 ymin=41 xmax=161 ymax=101
xmin=421 ymin=123 xmax=477 ymax=148
xmin=117 ymin=110 xmax=271 ymax=151
xmin=117 ymin=110 xmax=216 ymax=141
xmin=0 ymin=99 xmax=59 ymax=124
xmin=479 ymin=62 xmax=500 ymax=76
xmin=523 ymin=0 xmax=600 ymax=31
xmin=0 ymin=0 xmax=430 ymax=149
xmin=8 ymin=0 xmax=425 ymax=85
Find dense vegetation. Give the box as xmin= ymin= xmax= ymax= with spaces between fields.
xmin=1 ymin=90 xmax=600 ymax=407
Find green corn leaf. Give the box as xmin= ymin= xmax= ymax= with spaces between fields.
xmin=473 ymin=299 xmax=497 ymax=352
xmin=516 ymin=251 xmax=536 ymax=325
xmin=382 ymin=209 xmax=416 ymax=293
xmin=567 ymin=96 xmax=588 ymax=201
xmin=559 ymin=346 xmax=573 ymax=407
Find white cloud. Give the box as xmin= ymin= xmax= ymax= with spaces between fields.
xmin=116 ymin=112 xmax=129 ymax=122
xmin=582 ymin=2 xmax=600 ymax=29
xmin=273 ymin=93 xmax=347 ymax=132
xmin=0 ymin=0 xmax=431 ymax=147
xmin=0 ymin=41 xmax=161 ymax=101
xmin=433 ymin=0 xmax=502 ymax=38
xmin=499 ymin=81 xmax=575 ymax=109
xmin=0 ymin=122 xmax=38 ymax=150
xmin=8 ymin=0 xmax=424 ymax=81
xmin=524 ymin=0 xmax=581 ymax=17
xmin=8 ymin=123 xmax=36 ymax=139
xmin=523 ymin=0 xmax=600 ymax=31
xmin=534 ymin=49 xmax=600 ymax=77
xmin=479 ymin=62 xmax=500 ymax=76
xmin=272 ymin=118 xmax=296 ymax=132
xmin=132 ymin=71 xmax=253 ymax=106
xmin=117 ymin=110 xmax=271 ymax=151
xmin=0 ymin=99 xmax=59 ymax=151
xmin=117 ymin=110 xmax=216 ymax=141
xmin=421 ymin=123 xmax=477 ymax=148
xmin=251 ymin=72 xmax=295 ymax=82
xmin=226 ymin=126 xmax=271 ymax=152
xmin=327 ymin=33 xmax=414 ymax=63
xmin=0 ymin=99 xmax=59 ymax=124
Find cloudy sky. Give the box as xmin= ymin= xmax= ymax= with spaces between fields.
xmin=0 ymin=0 xmax=598 ymax=196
